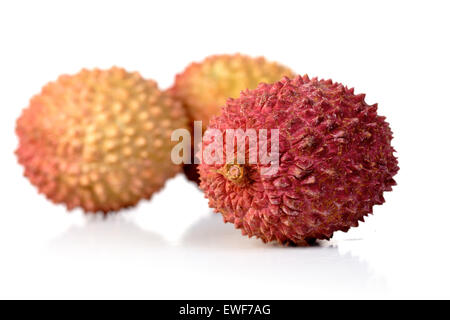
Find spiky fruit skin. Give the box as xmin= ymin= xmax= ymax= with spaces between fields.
xmin=171 ymin=54 xmax=295 ymax=128
xmin=16 ymin=67 xmax=188 ymax=213
xmin=198 ymin=75 xmax=399 ymax=245
xmin=170 ymin=54 xmax=295 ymax=184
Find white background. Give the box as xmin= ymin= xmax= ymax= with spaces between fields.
xmin=0 ymin=0 xmax=449 ymax=299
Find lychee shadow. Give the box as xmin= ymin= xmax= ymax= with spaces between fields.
xmin=48 ymin=214 xmax=167 ymax=258
xmin=179 ymin=213 xmax=386 ymax=297
xmin=181 ymin=213 xmax=265 ymax=249
xmin=181 ymin=213 xmax=328 ymax=249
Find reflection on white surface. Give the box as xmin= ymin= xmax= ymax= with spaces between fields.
xmin=36 ymin=214 xmax=385 ymax=299
xmin=0 ymin=177 xmax=448 ymax=299
xmin=181 ymin=214 xmax=386 ymax=298
xmin=1 ymin=173 xmax=448 ymax=299
xmin=48 ymin=216 xmax=167 ymax=256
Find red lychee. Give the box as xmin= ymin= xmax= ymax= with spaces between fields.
xmin=198 ymin=75 xmax=399 ymax=245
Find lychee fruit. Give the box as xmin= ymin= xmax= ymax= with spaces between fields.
xmin=170 ymin=53 xmax=295 ymax=183
xmin=198 ymin=75 xmax=399 ymax=245
xmin=16 ymin=67 xmax=188 ymax=213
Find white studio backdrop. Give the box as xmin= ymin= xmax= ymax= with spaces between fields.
xmin=0 ymin=0 xmax=449 ymax=299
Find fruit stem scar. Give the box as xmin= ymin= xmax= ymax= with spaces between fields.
xmin=220 ymin=163 xmax=245 ymax=183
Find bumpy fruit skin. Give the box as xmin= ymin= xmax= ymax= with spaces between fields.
xmin=170 ymin=54 xmax=295 ymax=183
xmin=198 ymin=75 xmax=399 ymax=245
xmin=16 ymin=67 xmax=188 ymax=213
xmin=171 ymin=54 xmax=295 ymax=128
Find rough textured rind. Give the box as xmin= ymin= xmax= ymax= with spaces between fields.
xmin=170 ymin=54 xmax=295 ymax=129
xmin=198 ymin=75 xmax=399 ymax=245
xmin=169 ymin=54 xmax=295 ymax=184
xmin=16 ymin=67 xmax=188 ymax=213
